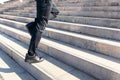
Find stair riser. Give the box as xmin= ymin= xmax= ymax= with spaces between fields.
xmin=0 ymin=25 xmax=120 ymax=80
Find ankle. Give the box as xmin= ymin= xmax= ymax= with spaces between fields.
xmin=28 ymin=51 xmax=35 ymax=56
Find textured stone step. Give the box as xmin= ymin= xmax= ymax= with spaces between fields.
xmin=3 ymin=12 xmax=35 ymax=17
xmin=3 ymin=12 xmax=32 ymax=15
xmin=0 ymin=49 xmax=36 ymax=80
xmin=82 ymin=6 xmax=120 ymax=12
xmin=0 ymin=32 xmax=94 ymax=80
xmin=55 ymin=15 xmax=120 ymax=28
xmin=59 ymin=10 xmax=120 ymax=19
xmin=9 ymin=5 xmax=36 ymax=12
xmin=57 ymin=5 xmax=120 ymax=12
xmin=7 ymin=9 xmax=36 ymax=14
xmin=9 ymin=7 xmax=36 ymax=12
xmin=57 ymin=6 xmax=120 ymax=12
xmin=0 ymin=24 xmax=120 ymax=80
xmin=57 ymin=2 xmax=120 ymax=7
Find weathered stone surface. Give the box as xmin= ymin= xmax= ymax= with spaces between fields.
xmin=0 ymin=24 xmax=120 ymax=80
xmin=1 ymin=0 xmax=120 ymax=80
xmin=0 ymin=32 xmax=96 ymax=80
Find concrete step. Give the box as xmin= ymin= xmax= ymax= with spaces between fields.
xmin=0 ymin=24 xmax=120 ymax=80
xmin=82 ymin=6 xmax=120 ymax=12
xmin=55 ymin=15 xmax=120 ymax=28
xmin=57 ymin=2 xmax=120 ymax=7
xmin=0 ymin=49 xmax=36 ymax=80
xmin=9 ymin=5 xmax=36 ymax=12
xmin=2 ymin=12 xmax=36 ymax=17
xmin=59 ymin=10 xmax=120 ymax=19
xmin=9 ymin=7 xmax=36 ymax=12
xmin=57 ymin=5 xmax=120 ymax=12
xmin=0 ymin=32 xmax=94 ymax=80
xmin=4 ymin=9 xmax=36 ymax=13
xmin=57 ymin=6 xmax=120 ymax=12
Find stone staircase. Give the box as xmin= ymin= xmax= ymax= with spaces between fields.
xmin=0 ymin=0 xmax=120 ymax=80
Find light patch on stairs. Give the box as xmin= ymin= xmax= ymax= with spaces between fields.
xmin=0 ymin=0 xmax=10 ymax=4
xmin=0 ymin=49 xmax=36 ymax=80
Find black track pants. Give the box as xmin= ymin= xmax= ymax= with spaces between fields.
xmin=28 ymin=0 xmax=52 ymax=54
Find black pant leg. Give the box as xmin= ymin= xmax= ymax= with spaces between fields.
xmin=28 ymin=0 xmax=52 ymax=55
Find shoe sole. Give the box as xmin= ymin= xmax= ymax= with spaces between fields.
xmin=25 ymin=58 xmax=44 ymax=64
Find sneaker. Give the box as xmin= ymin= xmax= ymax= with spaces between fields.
xmin=25 ymin=53 xmax=44 ymax=63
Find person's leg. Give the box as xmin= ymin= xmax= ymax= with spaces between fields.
xmin=28 ymin=18 xmax=46 ymax=55
xmin=25 ymin=19 xmax=44 ymax=63
xmin=25 ymin=0 xmax=52 ymax=63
